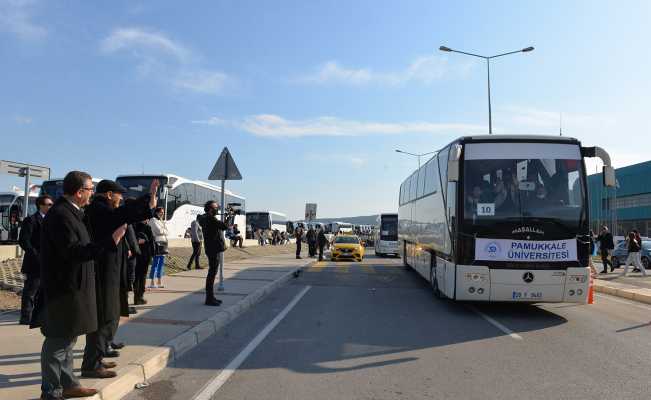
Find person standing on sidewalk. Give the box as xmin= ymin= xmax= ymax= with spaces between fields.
xmin=81 ymin=179 xmax=157 ymax=379
xmin=148 ymin=207 xmax=168 ymax=288
xmin=317 ymin=227 xmax=328 ymax=261
xmin=18 ymin=194 xmax=53 ymax=325
xmin=622 ymin=231 xmax=647 ymax=276
xmin=597 ymin=226 xmax=615 ymax=273
xmin=306 ymin=226 xmax=317 ymax=258
xmin=186 ymin=215 xmax=203 ymax=270
xmin=199 ymin=200 xmax=229 ymax=306
xmin=37 ymin=171 xmax=128 ymax=400
xmin=295 ymin=226 xmax=304 ymax=259
xmin=133 ymin=217 xmax=155 ymax=305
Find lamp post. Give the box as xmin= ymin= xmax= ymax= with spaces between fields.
xmin=395 ymin=149 xmax=436 ymax=171
xmin=439 ymin=45 xmax=534 ymax=134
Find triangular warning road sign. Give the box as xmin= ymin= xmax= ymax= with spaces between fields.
xmin=208 ymin=147 xmax=242 ymax=181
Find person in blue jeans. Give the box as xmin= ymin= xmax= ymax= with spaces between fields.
xmin=148 ymin=207 xmax=168 ymax=288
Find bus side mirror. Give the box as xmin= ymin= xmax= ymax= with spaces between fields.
xmin=603 ymin=166 xmax=616 ymax=188
xmin=448 ymin=144 xmax=461 ymax=182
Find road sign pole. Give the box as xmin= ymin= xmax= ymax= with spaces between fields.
xmin=218 ymin=176 xmax=226 ymax=292
xmin=23 ymin=167 xmax=30 ymax=220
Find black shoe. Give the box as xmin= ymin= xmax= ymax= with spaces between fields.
xmin=633 ymin=268 xmax=641 ymax=273
xmin=19 ymin=318 xmax=30 ymax=325
xmin=134 ymin=298 xmax=147 ymax=305
xmin=128 ymin=307 xmax=137 ymax=314
xmin=104 ymin=349 xmax=120 ymax=358
xmin=110 ymin=342 xmax=125 ymax=349
xmin=296 ymin=256 xmax=302 ymax=259
xmin=205 ymin=298 xmax=222 ymax=306
xmin=600 ymin=270 xmax=607 ymax=274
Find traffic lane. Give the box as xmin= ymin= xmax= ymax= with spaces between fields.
xmin=126 ymin=253 xmax=534 ymax=400
xmin=211 ymin=259 xmax=572 ymax=400
xmin=469 ymin=295 xmax=651 ymax=399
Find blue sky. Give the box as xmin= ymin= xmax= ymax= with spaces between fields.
xmin=1 ymin=0 xmax=650 ymax=219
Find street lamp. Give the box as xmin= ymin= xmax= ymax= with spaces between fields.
xmin=439 ymin=45 xmax=534 ymax=134
xmin=395 ymin=149 xmax=436 ymax=171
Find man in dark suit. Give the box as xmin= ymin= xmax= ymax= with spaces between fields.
xmin=198 ymin=201 xmax=228 ymax=306
xmin=81 ymin=180 xmax=157 ymax=378
xmin=18 ymin=194 xmax=53 ymax=325
xmin=38 ymin=171 xmax=128 ymax=400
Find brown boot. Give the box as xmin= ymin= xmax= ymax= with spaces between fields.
xmin=61 ymin=386 xmax=98 ymax=398
xmin=81 ymin=367 xmax=117 ymax=379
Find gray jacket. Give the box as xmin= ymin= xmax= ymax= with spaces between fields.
xmin=190 ymin=219 xmax=203 ymax=242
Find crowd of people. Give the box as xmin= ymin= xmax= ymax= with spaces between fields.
xmin=253 ymin=227 xmax=290 ymax=246
xmin=15 ymin=171 xmax=232 ymax=400
xmin=293 ymin=225 xmax=328 ymax=261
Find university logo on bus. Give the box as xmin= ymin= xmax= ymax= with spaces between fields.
xmin=485 ymin=242 xmax=501 ymax=258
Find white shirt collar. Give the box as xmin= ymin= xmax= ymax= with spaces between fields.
xmin=66 ymin=198 xmax=80 ymax=210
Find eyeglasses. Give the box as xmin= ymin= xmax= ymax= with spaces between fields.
xmin=81 ymin=187 xmax=94 ymax=192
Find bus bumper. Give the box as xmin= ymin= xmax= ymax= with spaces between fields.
xmin=455 ymin=265 xmax=590 ymax=303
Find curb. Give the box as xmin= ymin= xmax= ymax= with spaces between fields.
xmin=85 ymin=259 xmax=314 ymax=400
xmin=593 ymin=280 xmax=651 ymax=305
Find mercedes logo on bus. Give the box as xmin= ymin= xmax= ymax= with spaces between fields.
xmin=522 ymin=272 xmax=535 ymax=283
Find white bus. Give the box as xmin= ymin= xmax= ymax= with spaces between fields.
xmin=246 ymin=211 xmax=289 ymax=233
xmin=0 ymin=192 xmax=38 ymax=242
xmin=41 ymin=177 xmax=102 ymax=200
xmin=375 ymin=214 xmax=398 ymax=257
xmin=116 ymin=174 xmax=246 ymax=239
xmin=398 ymin=135 xmax=615 ymax=303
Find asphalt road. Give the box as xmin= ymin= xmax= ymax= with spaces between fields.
xmin=124 ymin=251 xmax=651 ymax=400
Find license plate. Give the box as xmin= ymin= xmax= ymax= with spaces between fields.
xmin=512 ymin=291 xmax=543 ymax=300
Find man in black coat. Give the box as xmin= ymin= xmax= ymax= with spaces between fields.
xmin=81 ymin=179 xmax=157 ymax=378
xmin=198 ymin=201 xmax=228 ymax=306
xmin=317 ymin=227 xmax=328 ymax=262
xmin=37 ymin=171 xmax=127 ymax=400
xmin=295 ymin=226 xmax=304 ymax=259
xmin=133 ymin=219 xmax=155 ymax=305
xmin=597 ymin=225 xmax=615 ymax=273
xmin=18 ymin=194 xmax=53 ymax=325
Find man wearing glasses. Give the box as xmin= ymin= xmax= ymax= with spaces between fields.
xmin=37 ymin=171 xmax=129 ymax=399
xmin=18 ymin=194 xmax=54 ymax=325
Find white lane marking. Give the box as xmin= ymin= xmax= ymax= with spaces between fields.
xmin=595 ymin=293 xmax=651 ymax=311
xmin=468 ymin=306 xmax=523 ymax=341
xmin=192 ymin=285 xmax=312 ymax=400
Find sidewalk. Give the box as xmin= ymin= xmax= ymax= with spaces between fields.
xmin=0 ymin=253 xmax=312 ymax=400
xmin=592 ymin=261 xmax=651 ymax=304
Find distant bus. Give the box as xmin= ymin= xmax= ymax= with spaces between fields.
xmin=0 ymin=192 xmax=38 ymax=242
xmin=399 ymin=134 xmax=615 ymax=303
xmin=329 ymin=221 xmax=353 ymax=234
xmin=246 ymin=211 xmax=289 ymax=233
xmin=375 ymin=214 xmax=398 ymax=257
xmin=41 ymin=177 xmax=102 ymax=199
xmin=116 ymin=174 xmax=246 ymax=239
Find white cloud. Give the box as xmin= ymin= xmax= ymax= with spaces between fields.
xmin=294 ymin=55 xmax=463 ymax=86
xmin=101 ymin=28 xmax=190 ymax=62
xmin=191 ymin=116 xmax=227 ymax=126
xmin=193 ymin=114 xmax=483 ymax=138
xmin=14 ymin=115 xmax=32 ymax=124
xmin=0 ymin=0 xmax=46 ymax=40
xmin=101 ymin=27 xmax=230 ymax=95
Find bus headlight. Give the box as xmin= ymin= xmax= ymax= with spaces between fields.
xmin=569 ymin=275 xmax=587 ymax=283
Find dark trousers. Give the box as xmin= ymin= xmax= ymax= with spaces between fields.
xmin=127 ymin=259 xmax=136 ymax=291
xmin=105 ymin=319 xmax=119 ymax=350
xmin=20 ymin=273 xmax=40 ymax=323
xmin=600 ymin=249 xmax=613 ymax=271
xmin=205 ymin=252 xmax=222 ymax=301
xmin=308 ymin=241 xmax=317 ymax=257
xmin=82 ymin=320 xmax=114 ymax=371
xmin=296 ymin=240 xmax=302 ymax=257
xmin=134 ymin=258 xmax=149 ymax=301
xmin=232 ymin=236 xmax=243 ymax=248
xmin=41 ymin=335 xmax=79 ymax=398
xmin=318 ymin=244 xmax=325 ymax=261
xmin=186 ymin=241 xmax=202 ymax=269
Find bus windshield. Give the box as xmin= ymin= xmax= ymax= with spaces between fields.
xmin=247 ymin=213 xmax=270 ymax=230
xmin=380 ymin=215 xmax=398 ymax=241
xmin=41 ymin=181 xmax=65 ymax=199
xmin=463 ymin=157 xmax=585 ymax=229
xmin=116 ymin=176 xmax=167 ymax=206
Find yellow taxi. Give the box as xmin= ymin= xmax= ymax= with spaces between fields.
xmin=331 ymin=235 xmax=365 ymax=262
